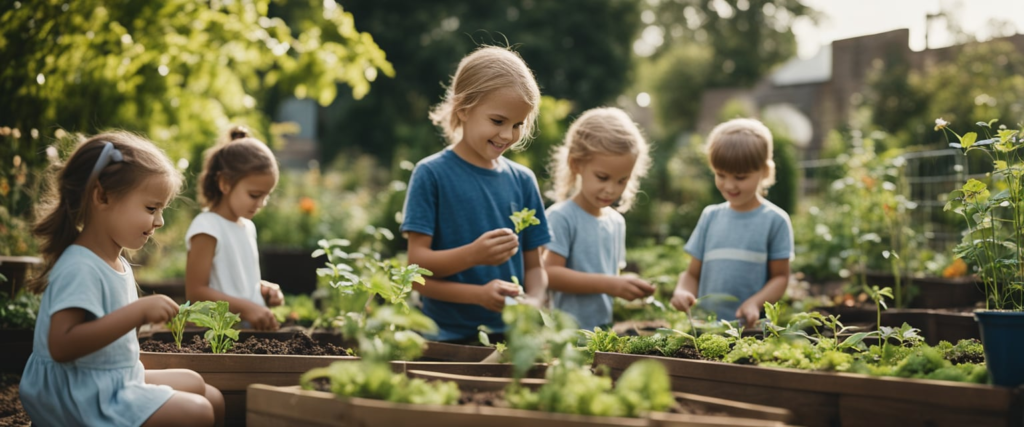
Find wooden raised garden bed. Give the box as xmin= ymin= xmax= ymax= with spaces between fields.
xmin=593 ymin=351 xmax=1023 ymax=427
xmin=862 ymin=271 xmax=983 ymax=309
xmin=246 ymin=370 xmax=793 ymax=426
xmin=881 ymin=308 xmax=979 ymax=345
xmin=139 ymin=330 xmax=533 ymax=426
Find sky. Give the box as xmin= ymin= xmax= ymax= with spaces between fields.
xmin=792 ymin=0 xmax=1024 ymax=58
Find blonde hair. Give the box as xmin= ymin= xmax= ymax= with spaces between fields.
xmin=547 ymin=107 xmax=651 ymax=213
xmin=198 ymin=126 xmax=279 ymax=208
xmin=429 ymin=46 xmax=541 ymax=148
xmin=29 ymin=131 xmax=183 ymax=293
xmin=706 ymin=118 xmax=776 ymax=194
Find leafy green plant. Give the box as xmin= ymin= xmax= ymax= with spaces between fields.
xmin=510 ymin=208 xmax=541 ymax=235
xmin=300 ymin=360 xmax=460 ymax=405
xmin=188 ymin=301 xmax=241 ymax=354
xmin=165 ymin=301 xmax=215 ymax=349
xmin=311 ymin=237 xmax=436 ymax=361
xmin=864 ymin=285 xmax=894 ymax=332
xmin=0 ymin=290 xmax=39 ymax=329
xmin=506 ymin=359 xmax=675 ymax=418
xmin=940 ymin=118 xmax=1024 ymax=310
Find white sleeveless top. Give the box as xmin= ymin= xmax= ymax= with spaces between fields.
xmin=185 ymin=211 xmax=265 ymax=307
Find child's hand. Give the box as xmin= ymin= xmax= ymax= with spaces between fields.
xmin=735 ymin=300 xmax=761 ymax=328
xmin=608 ymin=277 xmax=656 ymax=301
xmin=477 ymin=279 xmax=521 ymax=312
xmin=260 ymin=281 xmax=285 ymax=307
xmin=135 ymin=295 xmax=180 ymax=326
xmin=670 ymin=289 xmax=697 ymax=313
xmin=241 ymin=304 xmax=280 ymax=331
xmin=471 ymin=228 xmax=520 ymax=266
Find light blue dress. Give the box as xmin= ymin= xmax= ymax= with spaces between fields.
xmin=20 ymin=245 xmax=175 ymax=427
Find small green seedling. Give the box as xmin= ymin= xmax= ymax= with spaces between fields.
xmin=864 ymin=285 xmax=894 ymax=334
xmin=508 ymin=208 xmax=541 ymax=292
xmin=166 ymin=301 xmax=215 ymax=349
xmin=510 ymin=208 xmax=541 ymax=234
xmin=189 ymin=301 xmax=241 ymax=354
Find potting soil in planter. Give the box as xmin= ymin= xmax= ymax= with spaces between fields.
xmin=140 ymin=332 xmax=351 ymax=355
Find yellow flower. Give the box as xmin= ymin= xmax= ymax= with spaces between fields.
xmin=0 ymin=178 xmax=8 ymax=197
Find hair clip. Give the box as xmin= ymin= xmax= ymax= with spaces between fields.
xmin=89 ymin=141 xmax=124 ymax=182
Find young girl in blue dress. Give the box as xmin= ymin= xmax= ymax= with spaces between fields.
xmin=543 ymin=107 xmax=656 ymax=330
xmin=20 ymin=132 xmax=224 ymax=426
xmin=402 ymin=46 xmax=550 ymax=342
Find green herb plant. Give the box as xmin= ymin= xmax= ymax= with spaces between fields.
xmin=188 ymin=301 xmax=241 ymax=354
xmin=165 ymin=301 xmax=215 ymax=349
xmin=311 ymin=237 xmax=436 ymax=361
xmin=507 ymin=208 xmax=540 ymax=295
xmin=864 ymin=285 xmax=894 ymax=333
xmin=940 ymin=118 xmax=1024 ymax=310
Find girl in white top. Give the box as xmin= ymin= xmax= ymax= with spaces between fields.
xmin=20 ymin=132 xmax=223 ymax=426
xmin=186 ymin=126 xmax=284 ymax=331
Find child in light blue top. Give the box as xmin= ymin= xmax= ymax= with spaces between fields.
xmin=20 ymin=133 xmax=223 ymax=426
xmin=544 ymin=107 xmax=655 ymax=330
xmin=403 ymin=46 xmax=550 ymax=342
xmin=671 ymin=118 xmax=794 ymax=327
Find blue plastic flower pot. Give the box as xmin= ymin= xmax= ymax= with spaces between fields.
xmin=974 ymin=310 xmax=1024 ymax=387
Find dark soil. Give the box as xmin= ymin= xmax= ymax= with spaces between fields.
xmin=140 ymin=332 xmax=352 ymax=356
xmin=0 ymin=374 xmax=30 ymax=427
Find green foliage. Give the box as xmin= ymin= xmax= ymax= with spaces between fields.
xmin=765 ymin=131 xmax=799 ymax=215
xmin=502 ymin=304 xmax=581 ymax=380
xmin=580 ymin=328 xmax=625 ymax=357
xmin=0 ymin=291 xmax=40 ymax=329
xmin=941 ymin=119 xmax=1024 ymax=310
xmin=311 ymin=236 xmax=437 ymax=361
xmin=0 ymin=0 xmax=392 ymax=225
xmin=271 ymin=294 xmax=319 ymax=327
xmin=510 ymin=208 xmax=541 ymax=235
xmin=694 ymin=334 xmax=730 ymax=360
xmin=506 ymin=360 xmax=674 ymax=418
xmin=188 ymin=301 xmax=241 ymax=354
xmin=300 ymin=360 xmax=460 ymax=405
xmin=165 ymin=301 xmax=215 ymax=349
xmin=322 ymin=1 xmax=641 ymax=163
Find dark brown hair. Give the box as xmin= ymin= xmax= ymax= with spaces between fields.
xmin=198 ymin=126 xmax=279 ymax=208
xmin=29 ymin=131 xmax=183 ymax=293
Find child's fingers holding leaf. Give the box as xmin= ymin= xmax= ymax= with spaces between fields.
xmin=473 ymin=228 xmax=520 ymax=266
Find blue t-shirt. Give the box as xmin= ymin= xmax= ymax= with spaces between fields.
xmin=684 ymin=201 xmax=793 ymax=322
xmin=546 ymin=200 xmax=626 ymax=330
xmin=401 ymin=148 xmax=551 ymax=341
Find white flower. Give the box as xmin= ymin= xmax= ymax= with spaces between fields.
xmin=934 ymin=118 xmax=949 ymax=131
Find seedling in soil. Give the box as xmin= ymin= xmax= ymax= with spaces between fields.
xmin=188 ymin=301 xmax=241 ymax=354
xmin=165 ymin=301 xmax=215 ymax=349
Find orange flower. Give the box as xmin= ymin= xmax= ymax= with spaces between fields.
xmin=861 ymin=176 xmax=875 ymax=190
xmin=299 ymin=197 xmax=316 ymax=214
xmin=942 ymin=258 xmax=968 ymax=278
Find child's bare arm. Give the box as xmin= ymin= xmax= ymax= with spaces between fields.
xmin=521 ymin=248 xmax=548 ymax=302
xmin=671 ymin=259 xmax=702 ymax=312
xmin=407 ymin=230 xmax=519 ymax=278
xmin=735 ymin=259 xmax=790 ymax=326
xmin=186 ymin=234 xmax=278 ymax=330
xmin=48 ymin=295 xmax=178 ymax=363
xmin=544 ymin=251 xmax=654 ymax=300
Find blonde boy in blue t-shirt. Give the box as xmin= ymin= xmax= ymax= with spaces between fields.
xmin=671 ymin=118 xmax=794 ymax=327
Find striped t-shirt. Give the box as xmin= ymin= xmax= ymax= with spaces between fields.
xmin=684 ymin=200 xmax=793 ymax=322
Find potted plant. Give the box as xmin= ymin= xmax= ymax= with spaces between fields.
xmin=940 ymin=117 xmax=1024 ymax=387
